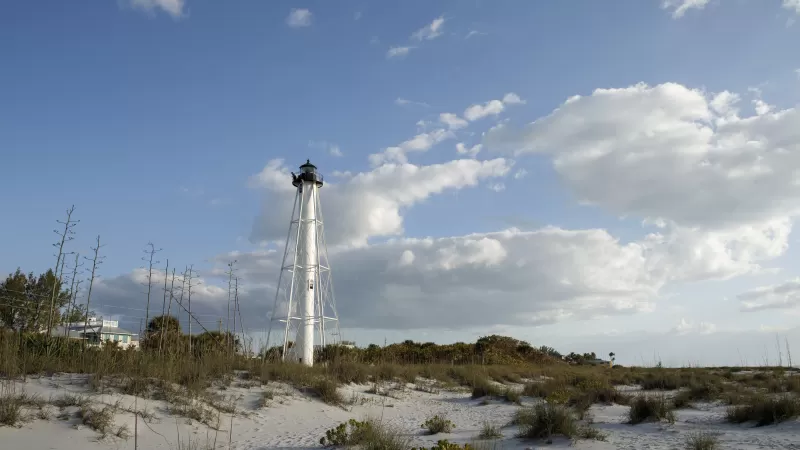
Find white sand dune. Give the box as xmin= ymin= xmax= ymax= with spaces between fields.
xmin=2 ymin=374 xmax=799 ymax=450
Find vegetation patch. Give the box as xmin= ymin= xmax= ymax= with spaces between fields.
xmin=422 ymin=414 xmax=455 ymax=434
xmin=685 ymin=431 xmax=719 ymax=450
xmin=477 ymin=421 xmax=502 ymax=439
xmin=725 ymin=394 xmax=800 ymax=426
xmin=78 ymin=405 xmax=128 ymax=439
xmin=628 ymin=394 xmax=676 ymax=425
xmin=311 ymin=377 xmax=344 ymax=406
xmin=320 ymin=418 xmax=409 ymax=450
xmin=514 ymin=403 xmax=605 ymax=441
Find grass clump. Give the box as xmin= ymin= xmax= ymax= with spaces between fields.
xmin=320 ymin=418 xmax=409 ymax=450
xmin=311 ymin=377 xmax=344 ymax=406
xmin=258 ymin=389 xmax=274 ymax=408
xmin=477 ymin=421 xmax=502 ymax=439
xmin=422 ymin=414 xmax=455 ymax=434
xmin=470 ymin=377 xmax=501 ymax=399
xmin=0 ymin=384 xmax=46 ymax=427
xmin=0 ymin=396 xmax=23 ymax=426
xmin=685 ymin=431 xmax=719 ymax=450
xmin=502 ymin=388 xmax=521 ymax=405
xmin=627 ymin=394 xmax=676 ymax=424
xmin=725 ymin=394 xmax=800 ymax=426
xmin=514 ymin=403 xmax=603 ymax=441
xmin=673 ymin=382 xmax=721 ymax=409
xmin=51 ymin=392 xmax=90 ymax=408
xmin=79 ymin=405 xmax=118 ymax=438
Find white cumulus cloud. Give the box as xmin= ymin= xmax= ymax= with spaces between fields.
xmin=464 ymin=93 xmax=525 ymax=121
xmin=250 ymin=158 xmax=512 ymax=247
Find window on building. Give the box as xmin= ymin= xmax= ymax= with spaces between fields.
xmin=122 ymin=335 xmax=128 ymax=343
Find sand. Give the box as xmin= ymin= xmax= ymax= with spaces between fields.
xmin=1 ymin=374 xmax=799 ymax=450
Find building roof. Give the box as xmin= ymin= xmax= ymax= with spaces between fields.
xmin=51 ymin=323 xmax=138 ymax=340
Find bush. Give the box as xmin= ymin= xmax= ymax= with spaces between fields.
xmin=411 ymin=440 xmax=473 ymax=450
xmin=422 ymin=414 xmax=455 ymax=434
xmin=478 ymin=421 xmax=502 ymax=439
xmin=725 ymin=394 xmax=800 ymax=426
xmin=628 ymin=395 xmax=676 ymax=424
xmin=514 ymin=403 xmax=603 ymax=441
xmin=320 ymin=418 xmax=409 ymax=450
xmin=312 ymin=377 xmax=343 ymax=406
xmin=685 ymin=431 xmax=719 ymax=450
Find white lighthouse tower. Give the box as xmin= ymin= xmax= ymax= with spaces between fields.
xmin=265 ymin=160 xmax=341 ymax=366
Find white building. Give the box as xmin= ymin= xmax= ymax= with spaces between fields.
xmin=52 ymin=317 xmax=139 ymax=350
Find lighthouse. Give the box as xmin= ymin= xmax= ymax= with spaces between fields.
xmin=265 ymin=160 xmax=341 ymax=366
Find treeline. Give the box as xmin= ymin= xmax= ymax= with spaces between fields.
xmin=264 ymin=334 xmax=570 ymax=366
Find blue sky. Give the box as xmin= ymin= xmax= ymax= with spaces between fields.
xmin=3 ymin=0 xmax=800 ymax=365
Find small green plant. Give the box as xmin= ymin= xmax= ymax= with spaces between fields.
xmin=422 ymin=414 xmax=455 ymax=434
xmin=685 ymin=431 xmax=719 ymax=450
xmin=477 ymin=421 xmax=502 ymax=439
xmin=411 ymin=440 xmax=473 ymax=450
xmin=320 ymin=419 xmax=373 ymax=446
xmin=628 ymin=395 xmax=676 ymax=425
xmin=320 ymin=418 xmax=409 ymax=450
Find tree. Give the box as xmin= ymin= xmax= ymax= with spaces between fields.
xmin=63 ymin=303 xmax=93 ymax=324
xmin=0 ymin=269 xmax=71 ymax=332
xmin=147 ymin=315 xmax=181 ymax=334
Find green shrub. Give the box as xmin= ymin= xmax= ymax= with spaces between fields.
xmin=422 ymin=414 xmax=455 ymax=434
xmin=628 ymin=395 xmax=676 ymax=424
xmin=320 ymin=418 xmax=409 ymax=450
xmin=411 ymin=440 xmax=473 ymax=450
